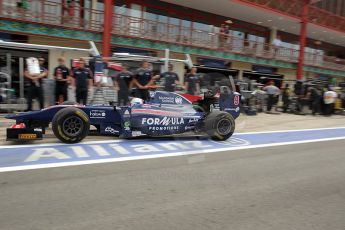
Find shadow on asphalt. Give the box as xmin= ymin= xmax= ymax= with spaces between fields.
xmin=2 ymin=132 xmax=212 ymax=146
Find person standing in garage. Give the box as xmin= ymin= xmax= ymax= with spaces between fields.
xmin=263 ymin=80 xmax=280 ymax=113
xmin=133 ymin=60 xmax=156 ymax=101
xmin=159 ymin=63 xmax=180 ymax=92
xmin=185 ymin=67 xmax=201 ymax=95
xmin=112 ymin=64 xmax=134 ymax=106
xmin=307 ymin=85 xmax=322 ymax=115
xmin=24 ymin=57 xmax=48 ymax=111
xmin=323 ymin=87 xmax=337 ymax=116
xmin=70 ymin=58 xmax=93 ymax=105
xmin=54 ymin=57 xmax=71 ymax=104
xmin=282 ymin=83 xmax=291 ymax=113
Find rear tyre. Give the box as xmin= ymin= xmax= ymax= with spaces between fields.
xmin=204 ymin=111 xmax=235 ymax=141
xmin=52 ymin=107 xmax=90 ymax=143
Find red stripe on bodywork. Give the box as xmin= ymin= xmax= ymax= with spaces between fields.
xmin=178 ymin=93 xmax=202 ymax=103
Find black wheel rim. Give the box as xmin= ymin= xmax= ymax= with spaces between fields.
xmin=62 ymin=116 xmax=84 ymax=137
xmin=217 ymin=118 xmax=231 ymax=135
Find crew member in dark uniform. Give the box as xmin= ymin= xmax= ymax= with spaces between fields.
xmin=24 ymin=57 xmax=48 ymax=111
xmin=294 ymin=80 xmax=304 ymax=113
xmin=184 ymin=67 xmax=201 ymax=95
xmin=71 ymin=58 xmax=93 ymax=105
xmin=308 ymin=85 xmax=321 ymax=115
xmin=133 ymin=60 xmax=155 ymax=100
xmin=54 ymin=57 xmax=70 ymax=104
xmin=160 ymin=63 xmax=180 ymax=92
xmin=112 ymin=64 xmax=133 ymax=106
xmin=282 ymin=84 xmax=291 ymax=113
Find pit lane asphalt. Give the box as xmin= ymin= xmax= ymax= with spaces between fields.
xmin=0 ymin=140 xmax=345 ymax=230
xmin=0 ymin=127 xmax=116 ymax=145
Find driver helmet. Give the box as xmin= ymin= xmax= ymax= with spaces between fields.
xmin=130 ymin=98 xmax=144 ymax=106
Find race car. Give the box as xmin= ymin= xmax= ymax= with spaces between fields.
xmin=6 ymin=88 xmax=240 ymax=143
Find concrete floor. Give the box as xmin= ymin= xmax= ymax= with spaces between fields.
xmin=1 ymin=113 xmax=345 ymax=230
xmin=0 ymin=140 xmax=345 ymax=230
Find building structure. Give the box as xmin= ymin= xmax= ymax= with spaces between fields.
xmin=0 ymin=0 xmax=345 ymax=95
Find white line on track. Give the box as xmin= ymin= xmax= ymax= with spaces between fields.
xmin=0 ymin=135 xmax=345 ymax=173
xmin=237 ymin=126 xmax=345 ymax=135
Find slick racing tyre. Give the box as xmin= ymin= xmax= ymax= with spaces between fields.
xmin=52 ymin=107 xmax=90 ymax=143
xmin=204 ymin=111 xmax=235 ymax=141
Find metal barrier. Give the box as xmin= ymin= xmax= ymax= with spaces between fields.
xmin=0 ymin=0 xmax=103 ymax=31
xmin=1 ymin=0 xmax=345 ymax=72
xmin=238 ymin=0 xmax=345 ymax=34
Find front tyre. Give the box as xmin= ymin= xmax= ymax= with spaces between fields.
xmin=52 ymin=107 xmax=90 ymax=143
xmin=204 ymin=111 xmax=235 ymax=141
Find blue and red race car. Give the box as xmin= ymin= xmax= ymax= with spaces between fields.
xmin=6 ymin=89 xmax=240 ymax=143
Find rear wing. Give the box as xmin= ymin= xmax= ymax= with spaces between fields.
xmin=87 ymin=41 xmax=194 ymax=71
xmin=219 ymin=92 xmax=241 ymax=119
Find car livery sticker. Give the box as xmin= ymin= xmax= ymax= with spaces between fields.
xmin=90 ymin=110 xmax=106 ymax=119
xmin=234 ymin=95 xmax=240 ymax=106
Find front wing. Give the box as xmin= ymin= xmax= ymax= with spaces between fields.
xmin=7 ymin=128 xmax=43 ymax=141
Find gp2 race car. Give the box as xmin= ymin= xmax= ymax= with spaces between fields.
xmin=6 ymin=88 xmax=240 ymax=143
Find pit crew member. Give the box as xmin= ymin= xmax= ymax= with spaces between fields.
xmin=70 ymin=58 xmax=93 ymax=105
xmin=159 ymin=63 xmax=180 ymax=92
xmin=184 ymin=66 xmax=201 ymax=95
xmin=112 ymin=63 xmax=134 ymax=106
xmin=133 ymin=60 xmax=156 ymax=101
xmin=24 ymin=57 xmax=48 ymax=111
xmin=54 ymin=57 xmax=71 ymax=104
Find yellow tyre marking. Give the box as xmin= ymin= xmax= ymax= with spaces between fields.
xmin=58 ymin=125 xmax=70 ymax=140
xmin=76 ymin=111 xmax=88 ymax=122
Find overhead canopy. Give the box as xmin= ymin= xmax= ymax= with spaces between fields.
xmin=243 ymin=71 xmax=283 ymax=78
xmin=0 ymin=40 xmax=89 ymax=52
